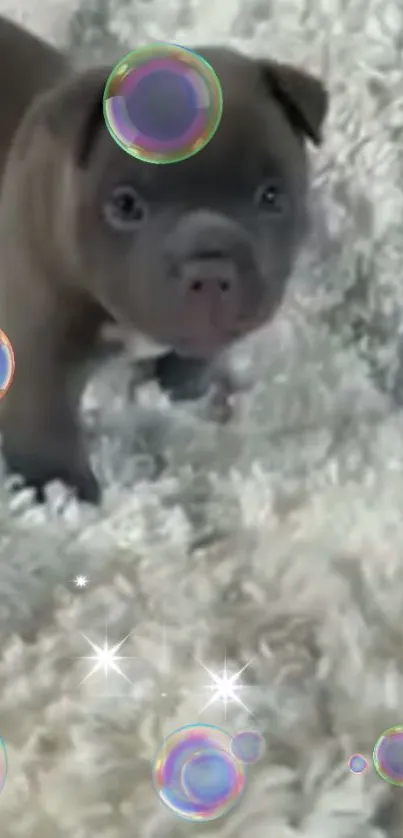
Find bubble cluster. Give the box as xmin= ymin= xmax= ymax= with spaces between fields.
xmin=0 ymin=329 xmax=15 ymax=399
xmin=373 ymin=726 xmax=403 ymax=786
xmin=0 ymin=736 xmax=8 ymax=795
xmin=153 ymin=724 xmax=246 ymax=821
xmin=230 ymin=730 xmax=265 ymax=765
xmin=348 ymin=753 xmax=368 ymax=774
xmin=103 ymin=42 xmax=223 ymax=164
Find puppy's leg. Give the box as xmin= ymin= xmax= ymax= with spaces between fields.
xmin=1 ymin=355 xmax=100 ymax=503
xmin=0 ymin=289 xmax=104 ymax=503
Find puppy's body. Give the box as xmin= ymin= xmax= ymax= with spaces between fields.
xmin=0 ymin=16 xmax=328 ymax=501
xmin=0 ymin=18 xmax=68 ymax=176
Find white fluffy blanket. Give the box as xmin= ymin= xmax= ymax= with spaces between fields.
xmin=1 ymin=1 xmax=403 ymax=836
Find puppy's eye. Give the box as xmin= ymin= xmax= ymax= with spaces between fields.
xmin=103 ymin=185 xmax=147 ymax=231
xmin=255 ymin=180 xmax=286 ymax=214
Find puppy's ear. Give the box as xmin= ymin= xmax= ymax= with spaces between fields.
xmin=41 ymin=67 xmax=109 ymax=168
xmin=259 ymin=60 xmax=328 ymax=146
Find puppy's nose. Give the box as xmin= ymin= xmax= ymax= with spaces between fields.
xmin=180 ymin=256 xmax=239 ymax=302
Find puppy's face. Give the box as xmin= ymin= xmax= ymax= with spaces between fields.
xmin=38 ymin=49 xmax=328 ymax=358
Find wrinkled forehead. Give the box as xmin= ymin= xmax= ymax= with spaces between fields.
xmin=88 ymin=49 xmax=303 ymax=198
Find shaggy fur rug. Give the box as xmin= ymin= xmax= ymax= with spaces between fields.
xmin=1 ymin=0 xmax=403 ymax=836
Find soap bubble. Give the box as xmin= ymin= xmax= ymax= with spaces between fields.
xmin=0 ymin=736 xmax=8 ymax=795
xmin=0 ymin=329 xmax=15 ymax=400
xmin=103 ymin=42 xmax=223 ymax=164
xmin=153 ymin=723 xmax=246 ymax=821
xmin=373 ymin=726 xmax=403 ymax=786
xmin=230 ymin=730 xmax=265 ymax=764
xmin=348 ymin=753 xmax=368 ymax=774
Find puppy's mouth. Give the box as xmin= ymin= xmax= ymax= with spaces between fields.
xmin=173 ymin=332 xmax=236 ymax=359
xmin=171 ymin=307 xmax=270 ymax=358
xmin=172 ymin=314 xmax=262 ymax=358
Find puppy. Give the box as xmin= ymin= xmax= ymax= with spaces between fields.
xmin=0 ymin=16 xmax=328 ymax=502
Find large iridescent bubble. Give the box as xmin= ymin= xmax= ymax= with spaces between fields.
xmin=103 ymin=43 xmax=223 ymax=164
xmin=152 ymin=724 xmax=246 ymax=821
xmin=373 ymin=726 xmax=403 ymax=786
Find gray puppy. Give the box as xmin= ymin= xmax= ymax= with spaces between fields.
xmin=0 ymin=16 xmax=328 ymax=501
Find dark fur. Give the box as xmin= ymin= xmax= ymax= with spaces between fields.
xmin=0 ymin=16 xmax=328 ymax=501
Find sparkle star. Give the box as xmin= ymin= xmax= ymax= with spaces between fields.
xmin=198 ymin=656 xmax=254 ymax=718
xmin=74 ymin=575 xmax=88 ymax=588
xmin=79 ymin=630 xmax=133 ymax=685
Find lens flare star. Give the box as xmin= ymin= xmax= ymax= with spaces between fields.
xmin=79 ymin=630 xmax=134 ymax=685
xmin=198 ymin=657 xmax=254 ymax=718
xmin=74 ymin=575 xmax=88 ymax=588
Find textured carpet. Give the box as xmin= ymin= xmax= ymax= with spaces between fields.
xmin=1 ymin=0 xmax=403 ymax=836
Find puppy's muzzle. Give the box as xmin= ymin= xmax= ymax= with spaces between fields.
xmin=166 ymin=211 xmax=255 ymax=345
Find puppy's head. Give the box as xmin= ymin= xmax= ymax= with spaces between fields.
xmin=28 ymin=48 xmax=328 ymax=358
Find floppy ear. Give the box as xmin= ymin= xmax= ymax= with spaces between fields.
xmin=41 ymin=66 xmax=109 ymax=168
xmin=259 ymin=60 xmax=328 ymax=146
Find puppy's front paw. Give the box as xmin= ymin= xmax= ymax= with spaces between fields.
xmin=2 ymin=433 xmax=100 ymax=504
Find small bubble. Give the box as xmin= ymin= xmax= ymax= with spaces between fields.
xmin=0 ymin=329 xmax=15 ymax=400
xmin=348 ymin=753 xmax=368 ymax=774
xmin=0 ymin=736 xmax=7 ymax=794
xmin=230 ymin=730 xmax=265 ymax=765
